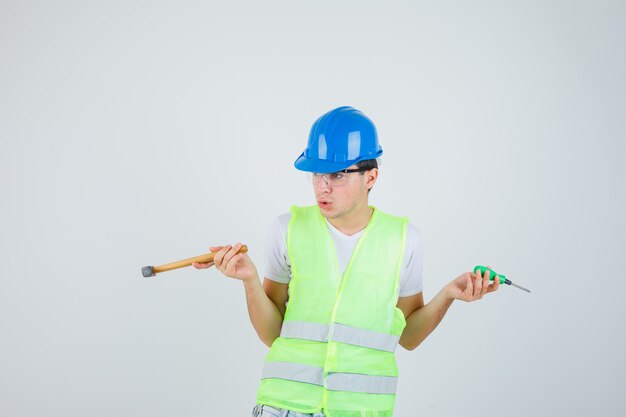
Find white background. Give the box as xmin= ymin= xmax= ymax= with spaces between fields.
xmin=1 ymin=1 xmax=625 ymax=416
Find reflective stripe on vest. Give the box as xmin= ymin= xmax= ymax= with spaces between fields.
xmin=326 ymin=373 xmax=398 ymax=395
xmin=262 ymin=361 xmax=397 ymax=395
xmin=279 ymin=321 xmax=328 ymax=343
xmin=261 ymin=361 xmax=323 ymax=386
xmin=280 ymin=321 xmax=400 ymax=353
xmin=332 ymin=323 xmax=400 ymax=353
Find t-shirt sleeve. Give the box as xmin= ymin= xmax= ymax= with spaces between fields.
xmin=263 ymin=213 xmax=292 ymax=284
xmin=398 ymin=223 xmax=424 ymax=297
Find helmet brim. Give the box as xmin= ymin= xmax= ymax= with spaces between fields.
xmin=294 ymin=150 xmax=382 ymax=174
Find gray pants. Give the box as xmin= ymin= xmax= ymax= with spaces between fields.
xmin=251 ymin=404 xmax=326 ymax=417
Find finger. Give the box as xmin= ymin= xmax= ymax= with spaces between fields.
xmin=474 ymin=268 xmax=483 ymax=298
xmin=481 ymin=267 xmax=491 ymax=296
xmin=209 ymin=246 xmax=223 ymax=252
xmin=192 ymin=261 xmax=214 ymax=269
xmin=221 ymin=244 xmax=241 ymax=268
xmin=488 ymin=273 xmax=500 ymax=293
xmin=227 ymin=253 xmax=244 ymax=272
xmin=213 ymin=245 xmax=231 ymax=268
xmin=465 ymin=272 xmax=474 ymax=299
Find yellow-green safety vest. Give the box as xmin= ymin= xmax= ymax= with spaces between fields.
xmin=257 ymin=205 xmax=408 ymax=417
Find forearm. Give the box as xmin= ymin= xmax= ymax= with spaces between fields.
xmin=243 ymin=276 xmax=284 ymax=347
xmin=400 ymin=287 xmax=454 ymax=350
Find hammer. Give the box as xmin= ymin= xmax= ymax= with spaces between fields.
xmin=142 ymin=245 xmax=248 ymax=277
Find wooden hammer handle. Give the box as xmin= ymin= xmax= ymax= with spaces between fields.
xmin=153 ymin=245 xmax=248 ymax=274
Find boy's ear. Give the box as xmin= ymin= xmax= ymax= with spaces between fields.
xmin=366 ymin=168 xmax=379 ymax=189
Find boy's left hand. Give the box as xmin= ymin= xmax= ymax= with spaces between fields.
xmin=445 ymin=265 xmax=500 ymax=302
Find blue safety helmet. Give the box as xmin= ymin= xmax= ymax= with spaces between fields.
xmin=294 ymin=106 xmax=383 ymax=173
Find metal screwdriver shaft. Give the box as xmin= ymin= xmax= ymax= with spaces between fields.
xmin=473 ymin=265 xmax=531 ymax=293
xmin=509 ymin=282 xmax=531 ymax=293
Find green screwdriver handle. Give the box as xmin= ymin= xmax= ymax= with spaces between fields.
xmin=473 ymin=265 xmax=511 ymax=285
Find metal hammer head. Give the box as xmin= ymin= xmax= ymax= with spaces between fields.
xmin=142 ymin=266 xmax=156 ymax=277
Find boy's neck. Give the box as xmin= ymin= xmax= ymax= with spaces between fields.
xmin=327 ymin=205 xmax=374 ymax=236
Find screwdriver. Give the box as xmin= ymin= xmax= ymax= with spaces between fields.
xmin=473 ymin=265 xmax=531 ymax=293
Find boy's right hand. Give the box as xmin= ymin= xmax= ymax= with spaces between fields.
xmin=192 ymin=243 xmax=258 ymax=283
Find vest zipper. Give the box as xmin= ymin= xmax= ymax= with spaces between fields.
xmin=320 ymin=209 xmax=376 ymax=412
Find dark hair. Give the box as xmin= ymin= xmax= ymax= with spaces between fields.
xmin=356 ymin=159 xmax=378 ymax=193
xmin=356 ymin=159 xmax=378 ymax=171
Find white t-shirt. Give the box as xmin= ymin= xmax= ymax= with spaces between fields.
xmin=264 ymin=212 xmax=424 ymax=298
